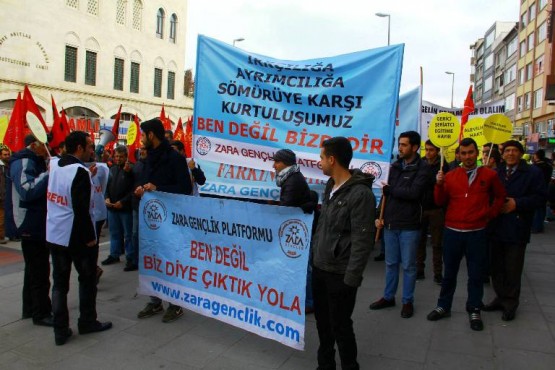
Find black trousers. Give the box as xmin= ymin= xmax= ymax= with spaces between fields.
xmin=21 ymin=238 xmax=52 ymax=320
xmin=490 ymin=241 xmax=527 ymax=311
xmin=312 ymin=267 xmax=359 ymax=370
xmin=51 ymin=245 xmax=99 ymax=334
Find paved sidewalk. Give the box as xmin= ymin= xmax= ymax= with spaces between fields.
xmin=1 ymin=223 xmax=554 ymax=369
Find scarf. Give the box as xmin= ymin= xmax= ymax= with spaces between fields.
xmin=276 ymin=164 xmax=300 ymax=187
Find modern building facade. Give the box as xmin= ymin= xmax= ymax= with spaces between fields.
xmin=0 ymin=0 xmax=192 ymax=137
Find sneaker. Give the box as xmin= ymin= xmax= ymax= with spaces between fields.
xmin=123 ymin=263 xmax=138 ymax=272
xmin=433 ymin=274 xmax=443 ymax=285
xmin=427 ymin=307 xmax=451 ymax=321
xmin=416 ymin=271 xmax=425 ymax=280
xmin=374 ymin=253 xmax=385 ymax=262
xmin=101 ymin=255 xmax=120 ymax=265
xmin=137 ymin=302 xmax=164 ymax=319
xmin=96 ymin=266 xmax=103 ymax=285
xmin=401 ymin=303 xmax=414 ymax=318
xmin=369 ymin=297 xmax=396 ymax=310
xmin=162 ymin=305 xmax=184 ymax=323
xmin=469 ymin=311 xmax=483 ymax=331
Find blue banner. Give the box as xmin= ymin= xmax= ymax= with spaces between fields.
xmin=138 ymin=192 xmax=314 ymax=349
xmin=193 ymin=35 xmax=404 ymax=187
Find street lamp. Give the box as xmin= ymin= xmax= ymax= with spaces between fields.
xmin=445 ymin=71 xmax=455 ymax=108
xmin=375 ymin=13 xmax=391 ymax=46
xmin=232 ymin=38 xmax=245 ymax=47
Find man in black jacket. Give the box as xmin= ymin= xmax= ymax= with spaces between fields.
xmin=312 ymin=137 xmax=375 ymax=370
xmin=369 ymin=131 xmax=431 ymax=319
xmin=46 ymin=131 xmax=112 ymax=345
xmin=135 ymin=119 xmax=192 ymax=323
xmin=101 ymin=145 xmax=136 ymax=270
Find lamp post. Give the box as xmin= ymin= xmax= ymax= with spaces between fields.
xmin=445 ymin=71 xmax=455 ymax=108
xmin=232 ymin=38 xmax=245 ymax=47
xmin=375 ymin=13 xmax=391 ymax=46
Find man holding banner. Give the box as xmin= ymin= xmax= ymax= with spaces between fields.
xmin=311 ymin=137 xmax=375 ymax=370
xmin=427 ymin=138 xmax=505 ymax=331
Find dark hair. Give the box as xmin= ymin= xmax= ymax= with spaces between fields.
xmin=24 ymin=134 xmax=38 ymax=147
xmin=536 ymin=149 xmax=546 ymax=160
xmin=171 ymin=140 xmax=185 ymax=152
xmin=140 ymin=118 xmax=165 ymax=141
xmin=488 ymin=149 xmax=501 ymax=164
xmin=483 ymin=142 xmax=498 ymax=151
xmin=399 ymin=131 xmax=421 ymax=148
xmin=114 ymin=145 xmax=128 ymax=155
xmin=459 ymin=137 xmax=478 ymax=152
xmin=165 ymin=130 xmax=174 ymax=139
xmin=65 ymin=131 xmax=89 ymax=155
xmin=425 ymin=139 xmax=439 ymax=150
xmin=321 ymin=136 xmax=353 ymax=169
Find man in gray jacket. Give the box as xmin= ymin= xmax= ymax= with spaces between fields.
xmin=311 ymin=136 xmax=375 ymax=370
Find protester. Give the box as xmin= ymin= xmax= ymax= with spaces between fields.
xmin=427 ymin=137 xmax=506 ymax=331
xmin=272 ymin=148 xmax=317 ymax=313
xmin=448 ymin=146 xmax=461 ymax=170
xmin=102 ymin=146 xmax=136 ymax=271
xmin=416 ymin=140 xmax=447 ymax=284
xmin=165 ymin=130 xmax=173 ymax=141
xmin=531 ymin=149 xmax=553 ymax=233
xmin=484 ymin=141 xmax=547 ymax=321
xmin=135 ymin=119 xmax=192 ymax=323
xmin=311 ymin=136 xmax=375 ymax=370
xmin=0 ymin=145 xmax=10 ymax=243
xmin=170 ymin=140 xmax=206 ymax=196
xmin=369 ymin=131 xmax=431 ymax=319
xmin=46 ymin=131 xmax=112 ymax=345
xmin=7 ymin=135 xmax=52 ymax=325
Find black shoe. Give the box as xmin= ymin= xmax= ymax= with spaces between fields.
xmin=482 ymin=300 xmax=503 ymax=312
xmin=374 ymin=253 xmax=385 ymax=262
xmin=55 ymin=328 xmax=73 ymax=346
xmin=101 ymin=256 xmax=120 ymax=265
xmin=401 ymin=303 xmax=414 ymax=318
xmin=433 ymin=274 xmax=443 ymax=285
xmin=416 ymin=271 xmax=425 ymax=280
xmin=33 ymin=315 xmax=54 ymax=327
xmin=78 ymin=321 xmax=113 ymax=335
xmin=369 ymin=297 xmax=396 ymax=310
xmin=123 ymin=263 xmax=138 ymax=272
xmin=427 ymin=307 xmax=451 ymax=321
xmin=502 ymin=308 xmax=516 ymax=321
xmin=469 ymin=311 xmax=483 ymax=331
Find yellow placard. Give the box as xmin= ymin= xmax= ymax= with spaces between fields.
xmin=463 ymin=117 xmax=486 ymax=147
xmin=0 ymin=115 xmax=8 ymax=143
xmin=26 ymin=112 xmax=47 ymax=143
xmin=428 ymin=112 xmax=461 ymax=148
xmin=127 ymin=121 xmax=138 ymax=145
xmin=483 ymin=114 xmax=513 ymax=144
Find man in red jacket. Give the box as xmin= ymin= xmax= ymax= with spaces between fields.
xmin=427 ymin=138 xmax=505 ymax=331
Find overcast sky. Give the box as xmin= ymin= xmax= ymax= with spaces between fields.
xmin=184 ymin=0 xmax=519 ymax=108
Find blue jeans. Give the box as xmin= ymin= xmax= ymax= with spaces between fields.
xmin=107 ymin=210 xmax=135 ymax=264
xmin=437 ymin=228 xmax=487 ymax=312
xmin=383 ymin=229 xmax=420 ymax=304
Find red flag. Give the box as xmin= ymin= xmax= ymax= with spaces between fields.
xmin=3 ymin=93 xmax=26 ymax=152
xmin=459 ymin=86 xmax=474 ymax=142
xmin=159 ymin=104 xmax=172 ymax=131
xmin=184 ymin=116 xmax=193 ymax=158
xmin=174 ymin=117 xmax=185 ymax=142
xmin=23 ymin=85 xmax=49 ymax=133
xmin=49 ymin=95 xmax=69 ymax=151
xmin=111 ymin=104 xmax=122 ymax=139
xmin=127 ymin=114 xmax=141 ymax=163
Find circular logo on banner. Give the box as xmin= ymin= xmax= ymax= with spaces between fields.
xmin=278 ymin=219 xmax=310 ymax=258
xmin=360 ymin=162 xmax=382 ymax=181
xmin=143 ymin=199 xmax=167 ymax=230
xmin=483 ymin=114 xmax=513 ymax=144
xmin=428 ymin=112 xmax=461 ymax=148
xmin=196 ymin=136 xmax=211 ymax=156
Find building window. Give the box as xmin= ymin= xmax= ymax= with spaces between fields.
xmin=527 ymin=32 xmax=535 ymax=51
xmin=518 ymin=67 xmax=524 ymax=84
xmin=167 ymin=71 xmax=175 ymax=99
xmin=156 ymin=8 xmax=165 ymax=38
xmin=505 ymin=93 xmax=516 ymax=111
xmin=64 ymin=45 xmax=78 ymax=82
xmin=507 ymin=37 xmax=518 ymax=57
xmin=536 ymin=55 xmax=544 ymax=75
xmin=66 ymin=0 xmax=78 ymax=9
xmin=534 ymin=88 xmax=543 ymax=109
xmin=484 ymin=76 xmax=493 ymax=92
xmin=526 ymin=62 xmax=533 ymax=80
xmin=484 ymin=54 xmax=493 ymax=70
xmin=154 ymin=68 xmax=163 ymax=97
xmin=87 ymin=0 xmax=98 ymax=15
xmin=529 ymin=3 xmax=536 ymax=22
xmin=116 ymin=0 xmax=126 ymax=25
xmin=169 ymin=14 xmax=177 ymax=43
xmin=132 ymin=0 xmax=142 ymax=30
xmin=538 ymin=21 xmax=547 ymax=43
xmin=517 ymin=96 xmax=523 ymax=112
xmin=485 ymin=31 xmax=495 ymax=48
xmin=505 ymin=64 xmax=517 ymax=83
xmin=524 ymin=92 xmax=531 ymax=109
xmin=130 ymin=62 xmax=140 ymax=93
xmin=114 ymin=58 xmax=124 ymax=90
xmin=85 ymin=50 xmax=97 ymax=86
xmin=520 ymin=40 xmax=526 ymax=56
xmin=521 ymin=12 xmax=527 ymax=27
xmin=539 ymin=0 xmax=547 ymax=10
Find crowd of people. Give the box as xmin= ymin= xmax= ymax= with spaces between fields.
xmin=2 ymin=124 xmax=554 ymax=370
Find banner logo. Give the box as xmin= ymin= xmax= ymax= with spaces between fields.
xmin=143 ymin=199 xmax=167 ymax=230
xmin=278 ymin=219 xmax=310 ymax=258
xmin=360 ymin=161 xmax=382 ymax=180
xmin=196 ymin=136 xmax=211 ymax=156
